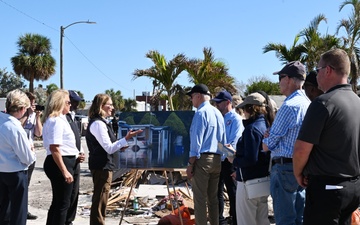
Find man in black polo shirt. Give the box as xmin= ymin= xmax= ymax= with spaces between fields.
xmin=294 ymin=48 xmax=360 ymax=225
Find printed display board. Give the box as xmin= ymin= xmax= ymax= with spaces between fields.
xmin=117 ymin=111 xmax=194 ymax=169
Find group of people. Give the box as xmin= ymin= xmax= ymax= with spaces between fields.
xmin=0 ymin=89 xmax=141 ymax=225
xmin=187 ymin=48 xmax=360 ymax=225
xmin=1 ymin=47 xmax=359 ymax=225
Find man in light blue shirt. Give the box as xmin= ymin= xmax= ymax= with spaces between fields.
xmin=212 ymin=90 xmax=243 ymax=225
xmin=263 ymin=61 xmax=310 ymax=225
xmin=186 ymin=84 xmax=226 ymax=225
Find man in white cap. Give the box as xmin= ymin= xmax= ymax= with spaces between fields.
xmin=262 ymin=61 xmax=310 ymax=225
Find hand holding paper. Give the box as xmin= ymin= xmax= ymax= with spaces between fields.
xmin=217 ymin=142 xmax=236 ymax=158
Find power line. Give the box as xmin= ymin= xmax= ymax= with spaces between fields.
xmin=1 ymin=0 xmax=132 ymax=93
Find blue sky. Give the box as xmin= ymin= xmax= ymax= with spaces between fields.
xmin=0 ymin=0 xmax=351 ymax=101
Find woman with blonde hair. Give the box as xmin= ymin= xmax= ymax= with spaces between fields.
xmin=86 ymin=93 xmax=141 ymax=225
xmin=0 ymin=89 xmax=35 ymax=225
xmin=42 ymin=89 xmax=78 ymax=225
xmin=228 ymin=91 xmax=275 ymax=225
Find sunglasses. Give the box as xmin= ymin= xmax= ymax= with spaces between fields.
xmin=278 ymin=75 xmax=288 ymax=82
xmin=316 ymin=65 xmax=335 ymax=73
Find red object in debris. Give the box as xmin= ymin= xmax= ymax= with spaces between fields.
xmin=158 ymin=206 xmax=195 ymax=225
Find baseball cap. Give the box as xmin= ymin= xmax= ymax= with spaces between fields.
xmin=69 ymin=90 xmax=84 ymax=102
xmin=273 ymin=61 xmax=306 ymax=80
xmin=305 ymin=71 xmax=318 ymax=87
xmin=236 ymin=93 xmax=266 ymax=108
xmin=186 ymin=84 xmax=211 ymax=96
xmin=211 ymin=91 xmax=232 ymax=102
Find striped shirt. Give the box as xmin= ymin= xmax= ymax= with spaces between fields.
xmin=263 ymin=90 xmax=310 ymax=158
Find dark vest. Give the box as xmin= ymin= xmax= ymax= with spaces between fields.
xmin=66 ymin=113 xmax=81 ymax=151
xmin=86 ymin=116 xmax=119 ymax=170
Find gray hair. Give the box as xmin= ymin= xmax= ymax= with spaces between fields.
xmin=6 ymin=89 xmax=30 ymax=113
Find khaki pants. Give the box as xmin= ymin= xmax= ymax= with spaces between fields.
xmin=90 ymin=170 xmax=113 ymax=225
xmin=192 ymin=154 xmax=221 ymax=225
xmin=236 ymin=181 xmax=270 ymax=225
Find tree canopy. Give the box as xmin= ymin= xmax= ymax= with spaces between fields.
xmin=0 ymin=68 xmax=26 ymax=97
xmin=11 ymin=33 xmax=56 ymax=93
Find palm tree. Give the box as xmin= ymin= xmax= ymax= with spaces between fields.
xmin=300 ymin=14 xmax=340 ymax=71
xmin=263 ymin=35 xmax=307 ymax=64
xmin=105 ymin=88 xmax=124 ymax=112
xmin=133 ymin=50 xmax=187 ymax=111
xmin=11 ymin=33 xmax=56 ymax=93
xmin=337 ymin=0 xmax=360 ymax=92
xmin=46 ymin=83 xmax=59 ymax=96
xmin=123 ymin=98 xmax=137 ymax=111
xmin=186 ymin=47 xmax=237 ymax=95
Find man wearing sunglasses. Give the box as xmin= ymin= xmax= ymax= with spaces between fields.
xmin=294 ymin=48 xmax=360 ymax=224
xmin=263 ymin=61 xmax=310 ymax=225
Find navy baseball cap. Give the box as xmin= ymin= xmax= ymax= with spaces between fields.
xmin=305 ymin=71 xmax=318 ymax=87
xmin=69 ymin=90 xmax=84 ymax=102
xmin=211 ymin=91 xmax=232 ymax=102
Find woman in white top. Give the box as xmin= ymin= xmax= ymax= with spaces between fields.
xmin=42 ymin=89 xmax=78 ymax=225
xmin=86 ymin=93 xmax=141 ymax=225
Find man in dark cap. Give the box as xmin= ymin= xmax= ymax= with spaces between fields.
xmin=303 ymin=71 xmax=324 ymax=101
xmin=262 ymin=61 xmax=310 ymax=225
xmin=65 ymin=90 xmax=85 ymax=225
xmin=186 ymin=84 xmax=226 ymax=225
xmin=212 ymin=90 xmax=243 ymax=225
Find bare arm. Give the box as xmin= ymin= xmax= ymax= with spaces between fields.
xmin=49 ymin=144 xmax=73 ymax=184
xmin=34 ymin=111 xmax=43 ymax=137
xmin=293 ymin=140 xmax=313 ymax=187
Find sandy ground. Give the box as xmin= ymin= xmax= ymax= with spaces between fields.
xmin=26 ymin=138 xmax=275 ymax=225
xmin=27 ymin=138 xmax=125 ymax=225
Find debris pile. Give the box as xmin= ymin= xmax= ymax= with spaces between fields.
xmin=78 ymin=169 xmax=198 ymax=224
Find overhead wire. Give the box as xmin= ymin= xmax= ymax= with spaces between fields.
xmin=0 ymin=0 xmax=132 ymax=93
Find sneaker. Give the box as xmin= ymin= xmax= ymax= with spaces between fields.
xmin=27 ymin=212 xmax=38 ymax=220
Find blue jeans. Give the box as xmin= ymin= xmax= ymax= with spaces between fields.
xmin=270 ymin=163 xmax=305 ymax=225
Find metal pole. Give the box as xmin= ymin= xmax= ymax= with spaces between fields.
xmin=59 ymin=20 xmax=96 ymax=89
xmin=60 ymin=26 xmax=64 ymax=89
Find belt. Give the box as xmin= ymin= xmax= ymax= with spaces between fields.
xmin=272 ymin=157 xmax=292 ymax=165
xmin=201 ymin=152 xmax=220 ymax=155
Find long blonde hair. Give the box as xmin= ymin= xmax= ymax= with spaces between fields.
xmin=42 ymin=89 xmax=69 ymax=123
xmin=88 ymin=94 xmax=111 ymax=119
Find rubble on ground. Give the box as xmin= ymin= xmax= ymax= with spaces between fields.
xmin=77 ymin=169 xmax=212 ymax=224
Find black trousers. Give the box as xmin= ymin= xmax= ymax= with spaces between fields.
xmin=27 ymin=161 xmax=36 ymax=186
xmin=44 ymin=155 xmax=76 ymax=225
xmin=304 ymin=175 xmax=360 ymax=225
xmin=66 ymin=161 xmax=80 ymax=224
xmin=0 ymin=170 xmax=28 ymax=225
xmin=218 ymin=159 xmax=237 ymax=225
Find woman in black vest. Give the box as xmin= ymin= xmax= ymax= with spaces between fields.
xmin=86 ymin=94 xmax=141 ymax=225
